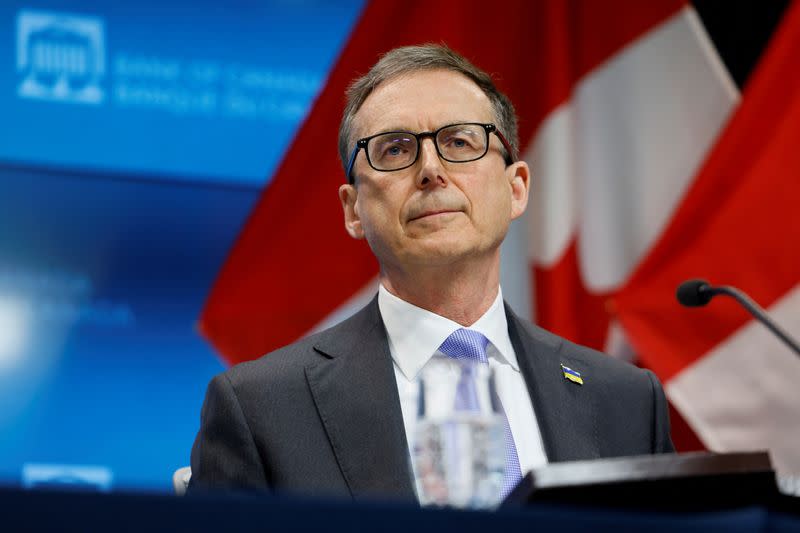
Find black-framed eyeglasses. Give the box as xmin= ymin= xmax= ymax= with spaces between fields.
xmin=345 ymin=122 xmax=515 ymax=184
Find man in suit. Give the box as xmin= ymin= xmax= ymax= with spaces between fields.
xmin=189 ymin=44 xmax=674 ymax=501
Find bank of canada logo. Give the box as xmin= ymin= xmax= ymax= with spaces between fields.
xmin=16 ymin=10 xmax=106 ymax=105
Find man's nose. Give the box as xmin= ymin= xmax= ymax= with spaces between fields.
xmin=415 ymin=138 xmax=447 ymax=188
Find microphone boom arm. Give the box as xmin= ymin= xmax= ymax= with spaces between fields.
xmin=704 ymin=285 xmax=800 ymax=356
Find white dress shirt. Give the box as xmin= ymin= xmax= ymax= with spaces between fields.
xmin=378 ymin=284 xmax=548 ymax=476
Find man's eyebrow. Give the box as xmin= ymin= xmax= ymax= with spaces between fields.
xmin=363 ymin=120 xmax=476 ymax=137
xmin=353 ymin=126 xmax=400 ymax=141
xmin=368 ymin=126 xmax=412 ymax=136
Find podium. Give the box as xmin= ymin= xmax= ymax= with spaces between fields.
xmin=503 ymin=451 xmax=786 ymax=511
xmin=1 ymin=452 xmax=797 ymax=532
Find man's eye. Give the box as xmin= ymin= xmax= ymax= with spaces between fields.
xmin=446 ymin=135 xmax=475 ymax=149
xmin=386 ymin=145 xmax=404 ymax=156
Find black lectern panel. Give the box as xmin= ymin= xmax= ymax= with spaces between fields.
xmin=503 ymin=451 xmax=782 ymax=511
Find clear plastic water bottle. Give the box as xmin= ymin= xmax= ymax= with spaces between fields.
xmin=411 ymin=358 xmax=507 ymax=509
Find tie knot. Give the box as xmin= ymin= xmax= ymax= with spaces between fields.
xmin=438 ymin=328 xmax=490 ymax=364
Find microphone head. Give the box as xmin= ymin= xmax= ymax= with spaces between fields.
xmin=676 ymin=279 xmax=713 ymax=307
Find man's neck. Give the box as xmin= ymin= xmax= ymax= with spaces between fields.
xmin=379 ymin=259 xmax=501 ymax=326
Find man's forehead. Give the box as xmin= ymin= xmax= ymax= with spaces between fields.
xmin=352 ymin=69 xmax=493 ymax=137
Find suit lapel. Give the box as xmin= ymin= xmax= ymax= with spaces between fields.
xmin=304 ymin=299 xmax=416 ymax=502
xmin=505 ymin=305 xmax=600 ymax=463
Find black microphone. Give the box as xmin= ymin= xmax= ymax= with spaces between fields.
xmin=676 ymin=279 xmax=800 ymax=356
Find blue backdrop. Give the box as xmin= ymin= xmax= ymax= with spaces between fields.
xmin=0 ymin=0 xmax=365 ymax=492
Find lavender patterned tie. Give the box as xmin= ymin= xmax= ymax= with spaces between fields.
xmin=438 ymin=328 xmax=523 ymax=498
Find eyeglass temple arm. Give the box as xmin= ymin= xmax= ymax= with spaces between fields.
xmin=345 ymin=145 xmax=360 ymax=184
xmin=493 ymin=129 xmax=516 ymax=164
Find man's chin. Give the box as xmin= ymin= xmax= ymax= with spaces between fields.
xmin=402 ymin=238 xmax=482 ymax=267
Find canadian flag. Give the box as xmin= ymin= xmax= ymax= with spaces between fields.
xmin=199 ymin=1 xmax=800 ymax=474
xmin=614 ymin=1 xmax=800 ymax=475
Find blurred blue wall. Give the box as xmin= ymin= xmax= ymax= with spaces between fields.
xmin=0 ymin=0 xmax=365 ymax=492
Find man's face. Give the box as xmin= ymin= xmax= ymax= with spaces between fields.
xmin=339 ymin=69 xmax=529 ymax=273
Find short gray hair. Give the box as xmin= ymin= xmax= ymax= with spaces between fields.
xmin=338 ymin=44 xmax=519 ymax=175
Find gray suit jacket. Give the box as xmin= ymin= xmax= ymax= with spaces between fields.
xmin=189 ymin=298 xmax=674 ymax=501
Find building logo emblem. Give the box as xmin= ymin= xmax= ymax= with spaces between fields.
xmin=16 ymin=10 xmax=106 ymax=105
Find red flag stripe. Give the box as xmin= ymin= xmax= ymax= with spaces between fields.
xmin=533 ymin=240 xmax=611 ymax=348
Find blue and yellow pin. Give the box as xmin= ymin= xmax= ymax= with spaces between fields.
xmin=561 ymin=364 xmax=584 ymax=385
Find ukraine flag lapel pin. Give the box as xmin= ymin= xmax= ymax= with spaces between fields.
xmin=561 ymin=364 xmax=584 ymax=385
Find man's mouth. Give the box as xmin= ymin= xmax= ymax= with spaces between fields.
xmin=408 ymin=209 xmax=459 ymax=222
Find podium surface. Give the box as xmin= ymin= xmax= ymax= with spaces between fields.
xmin=2 ymin=452 xmax=798 ymax=532
xmin=505 ymin=451 xmax=783 ymax=510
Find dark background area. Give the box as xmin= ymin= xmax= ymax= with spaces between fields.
xmin=693 ymin=0 xmax=790 ymax=88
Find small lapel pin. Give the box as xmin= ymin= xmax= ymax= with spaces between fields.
xmin=561 ymin=364 xmax=584 ymax=385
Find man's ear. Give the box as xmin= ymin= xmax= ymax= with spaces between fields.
xmin=508 ymin=160 xmax=530 ymax=220
xmin=339 ymin=183 xmax=365 ymax=239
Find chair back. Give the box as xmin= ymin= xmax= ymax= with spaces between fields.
xmin=173 ymin=466 xmax=192 ymax=495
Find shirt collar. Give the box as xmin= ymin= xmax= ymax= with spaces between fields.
xmin=378 ymin=284 xmax=519 ymax=381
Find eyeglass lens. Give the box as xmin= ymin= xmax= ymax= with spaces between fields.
xmin=367 ymin=124 xmax=488 ymax=171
